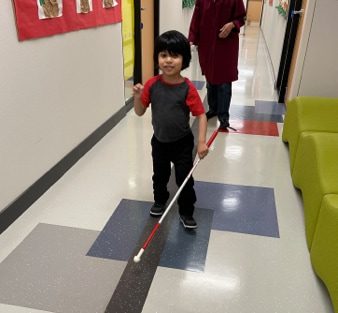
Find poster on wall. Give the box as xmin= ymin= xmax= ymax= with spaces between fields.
xmin=276 ymin=0 xmax=289 ymax=18
xmin=76 ymin=0 xmax=93 ymax=14
xmin=182 ymin=0 xmax=195 ymax=8
xmin=37 ymin=0 xmax=63 ymax=19
xmin=103 ymin=0 xmax=118 ymax=9
xmin=12 ymin=0 xmax=121 ymax=41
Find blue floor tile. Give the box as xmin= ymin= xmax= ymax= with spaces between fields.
xmin=192 ymin=80 xmax=205 ymax=90
xmin=230 ymin=105 xmax=284 ymax=123
xmin=87 ymin=199 xmax=151 ymax=261
xmin=87 ymin=199 xmax=214 ymax=272
xmin=88 ymin=180 xmax=279 ymax=273
xmin=195 ymin=181 xmax=279 ymax=238
xmin=159 ymin=208 xmax=214 ymax=272
xmin=255 ymin=100 xmax=286 ymax=115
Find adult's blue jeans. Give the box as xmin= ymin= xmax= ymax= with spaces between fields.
xmin=207 ymin=82 xmax=232 ymax=123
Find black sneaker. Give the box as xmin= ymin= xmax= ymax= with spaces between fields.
xmin=180 ymin=215 xmax=197 ymax=229
xmin=206 ymin=111 xmax=217 ymax=120
xmin=150 ymin=202 xmax=165 ymax=216
xmin=219 ymin=120 xmax=230 ymax=131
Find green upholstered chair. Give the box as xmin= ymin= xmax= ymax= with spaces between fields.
xmin=292 ymin=132 xmax=338 ymax=248
xmin=311 ymin=194 xmax=338 ymax=313
xmin=282 ymin=97 xmax=338 ymax=171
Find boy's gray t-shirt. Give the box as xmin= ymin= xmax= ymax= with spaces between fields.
xmin=141 ymin=75 xmax=205 ymax=143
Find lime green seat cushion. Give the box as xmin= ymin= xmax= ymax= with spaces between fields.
xmin=282 ymin=96 xmax=338 ymax=171
xmin=292 ymin=132 xmax=338 ymax=248
xmin=311 ymin=194 xmax=338 ymax=313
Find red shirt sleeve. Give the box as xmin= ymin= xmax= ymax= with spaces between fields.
xmin=185 ymin=78 xmax=205 ymax=116
xmin=141 ymin=76 xmax=159 ymax=108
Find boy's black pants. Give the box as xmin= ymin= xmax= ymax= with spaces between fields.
xmin=151 ymin=132 xmax=196 ymax=217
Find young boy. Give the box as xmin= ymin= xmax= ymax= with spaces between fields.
xmin=133 ymin=30 xmax=208 ymax=229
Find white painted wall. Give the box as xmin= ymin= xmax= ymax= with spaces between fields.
xmin=159 ymin=1 xmax=194 ymax=36
xmin=260 ymin=0 xmax=287 ymax=80
xmin=295 ymin=0 xmax=338 ymax=97
xmin=0 ymin=1 xmax=124 ymax=210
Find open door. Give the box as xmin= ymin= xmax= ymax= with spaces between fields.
xmin=133 ymin=0 xmax=159 ymax=85
xmin=246 ymin=0 xmax=263 ymax=25
xmin=122 ymin=0 xmax=135 ymax=102
xmin=140 ymin=0 xmax=154 ymax=83
xmin=276 ymin=0 xmax=303 ymax=103
xmin=285 ymin=0 xmax=307 ymax=101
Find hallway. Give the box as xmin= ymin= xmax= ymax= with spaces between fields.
xmin=0 ymin=25 xmax=333 ymax=313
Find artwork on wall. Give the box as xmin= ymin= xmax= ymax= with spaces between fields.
xmin=76 ymin=0 xmax=93 ymax=14
xmin=276 ymin=0 xmax=288 ymax=18
xmin=12 ymin=0 xmax=121 ymax=41
xmin=182 ymin=0 xmax=195 ymax=9
xmin=103 ymin=0 xmax=118 ymax=9
xmin=37 ymin=0 xmax=62 ymax=19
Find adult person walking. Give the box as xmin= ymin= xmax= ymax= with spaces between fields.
xmin=188 ymin=0 xmax=246 ymax=130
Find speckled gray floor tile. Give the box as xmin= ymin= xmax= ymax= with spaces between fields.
xmin=0 ymin=223 xmax=126 ymax=313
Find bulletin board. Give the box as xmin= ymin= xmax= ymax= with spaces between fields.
xmin=12 ymin=0 xmax=122 ymax=41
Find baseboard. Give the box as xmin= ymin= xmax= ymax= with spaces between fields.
xmin=0 ymin=100 xmax=134 ymax=234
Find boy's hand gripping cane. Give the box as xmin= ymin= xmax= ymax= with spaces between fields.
xmin=133 ymin=129 xmax=219 ymax=263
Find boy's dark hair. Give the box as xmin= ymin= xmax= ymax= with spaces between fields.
xmin=153 ymin=30 xmax=192 ymax=70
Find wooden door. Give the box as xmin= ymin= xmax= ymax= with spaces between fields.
xmin=140 ymin=0 xmax=154 ymax=83
xmin=276 ymin=0 xmax=303 ymax=103
xmin=246 ymin=0 xmax=263 ymax=24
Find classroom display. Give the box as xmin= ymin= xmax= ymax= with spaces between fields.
xmin=13 ymin=0 xmax=121 ymax=41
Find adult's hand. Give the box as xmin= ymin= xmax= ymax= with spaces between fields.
xmin=219 ymin=22 xmax=235 ymax=38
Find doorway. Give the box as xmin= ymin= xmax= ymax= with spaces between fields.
xmin=141 ymin=0 xmax=154 ymax=83
xmin=276 ymin=0 xmax=303 ymax=103
xmin=133 ymin=0 xmax=159 ymax=85
xmin=121 ymin=0 xmax=159 ymax=102
xmin=246 ymin=0 xmax=263 ymax=25
xmin=121 ymin=0 xmax=135 ymax=102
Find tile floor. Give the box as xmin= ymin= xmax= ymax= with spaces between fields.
xmin=0 ymin=25 xmax=334 ymax=313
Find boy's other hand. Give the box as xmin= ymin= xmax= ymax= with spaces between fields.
xmin=133 ymin=83 xmax=144 ymax=97
xmin=197 ymin=142 xmax=209 ymax=159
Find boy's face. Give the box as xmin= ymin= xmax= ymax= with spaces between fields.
xmin=158 ymin=51 xmax=183 ymax=77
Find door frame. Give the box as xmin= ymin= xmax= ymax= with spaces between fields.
xmin=275 ymin=0 xmax=303 ymax=103
xmin=133 ymin=0 xmax=159 ymax=84
xmin=287 ymin=0 xmax=315 ymax=99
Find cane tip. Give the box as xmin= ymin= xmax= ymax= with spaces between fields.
xmin=133 ymin=255 xmax=141 ymax=263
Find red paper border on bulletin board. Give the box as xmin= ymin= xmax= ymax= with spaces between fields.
xmin=12 ymin=0 xmax=122 ymax=41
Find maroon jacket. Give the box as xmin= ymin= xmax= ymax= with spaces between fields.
xmin=188 ymin=0 xmax=246 ymax=84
